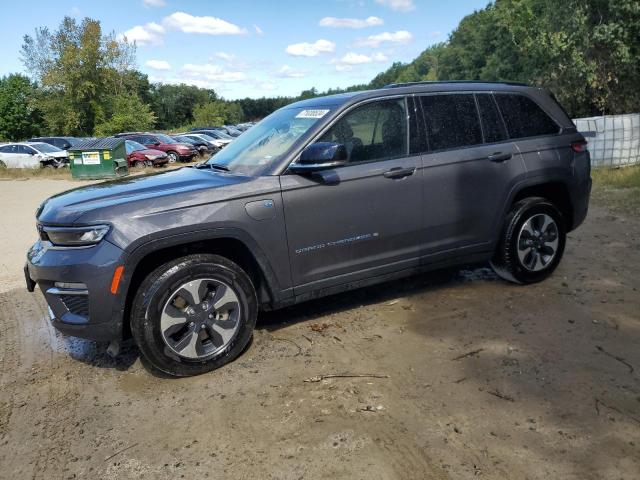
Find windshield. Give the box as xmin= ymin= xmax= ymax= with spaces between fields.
xmin=32 ymin=143 xmax=62 ymax=153
xmin=125 ymin=140 xmax=146 ymax=153
xmin=155 ymin=133 xmax=177 ymax=144
xmin=206 ymin=106 xmax=331 ymax=174
xmin=211 ymin=130 xmax=232 ymax=140
xmin=195 ymin=134 xmax=215 ymax=141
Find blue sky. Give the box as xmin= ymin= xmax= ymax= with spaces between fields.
xmin=0 ymin=0 xmax=489 ymax=99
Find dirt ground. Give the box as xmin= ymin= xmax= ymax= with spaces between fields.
xmin=0 ymin=177 xmax=639 ymax=480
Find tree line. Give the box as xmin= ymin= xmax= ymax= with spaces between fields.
xmin=1 ymin=0 xmax=638 ymax=141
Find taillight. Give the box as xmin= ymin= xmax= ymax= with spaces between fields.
xmin=571 ymin=140 xmax=588 ymax=153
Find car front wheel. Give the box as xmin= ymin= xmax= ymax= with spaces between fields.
xmin=491 ymin=197 xmax=566 ymax=284
xmin=167 ymin=151 xmax=178 ymax=163
xmin=130 ymin=254 xmax=257 ymax=377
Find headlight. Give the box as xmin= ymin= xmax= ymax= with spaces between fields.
xmin=144 ymin=154 xmax=158 ymax=160
xmin=43 ymin=225 xmax=110 ymax=247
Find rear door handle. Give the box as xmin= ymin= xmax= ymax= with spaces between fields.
xmin=488 ymin=152 xmax=512 ymax=162
xmin=383 ymin=166 xmax=416 ymax=179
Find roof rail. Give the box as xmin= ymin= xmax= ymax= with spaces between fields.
xmin=383 ymin=80 xmax=530 ymax=88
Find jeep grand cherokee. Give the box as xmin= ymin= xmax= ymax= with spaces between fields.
xmin=25 ymin=81 xmax=591 ymax=377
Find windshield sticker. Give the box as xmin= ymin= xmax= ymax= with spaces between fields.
xmin=295 ymin=109 xmax=330 ymax=119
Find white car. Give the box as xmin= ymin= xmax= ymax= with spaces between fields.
xmin=0 ymin=142 xmax=68 ymax=169
xmin=179 ymin=133 xmax=231 ymax=150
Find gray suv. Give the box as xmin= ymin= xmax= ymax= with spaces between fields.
xmin=25 ymin=82 xmax=591 ymax=376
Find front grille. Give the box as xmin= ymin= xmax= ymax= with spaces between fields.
xmin=60 ymin=295 xmax=89 ymax=317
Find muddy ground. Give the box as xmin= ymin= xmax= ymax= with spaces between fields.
xmin=0 ymin=177 xmax=638 ymax=480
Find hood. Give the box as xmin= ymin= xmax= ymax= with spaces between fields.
xmin=49 ymin=151 xmax=68 ymax=159
xmin=38 ymin=166 xmax=252 ymax=225
xmin=139 ymin=148 xmax=167 ymax=157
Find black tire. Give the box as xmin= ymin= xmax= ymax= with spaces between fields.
xmin=491 ymin=197 xmax=566 ymax=284
xmin=133 ymin=160 xmax=145 ymax=168
xmin=130 ymin=254 xmax=257 ymax=377
xmin=167 ymin=151 xmax=178 ymax=163
xmin=0 ymin=160 xmax=6 ymax=168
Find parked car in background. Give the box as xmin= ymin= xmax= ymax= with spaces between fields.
xmin=0 ymin=142 xmax=68 ymax=168
xmin=221 ymin=125 xmax=243 ymax=137
xmin=172 ymin=135 xmax=211 ymax=156
xmin=177 ymin=133 xmax=230 ymax=151
xmin=125 ymin=140 xmax=169 ymax=168
xmin=115 ymin=133 xmax=197 ymax=163
xmin=189 ymin=129 xmax=234 ymax=144
xmin=29 ymin=136 xmax=80 ymax=151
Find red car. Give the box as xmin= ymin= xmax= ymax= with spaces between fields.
xmin=125 ymin=140 xmax=170 ymax=168
xmin=118 ymin=133 xmax=198 ymax=163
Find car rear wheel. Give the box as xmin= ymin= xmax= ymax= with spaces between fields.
xmin=130 ymin=254 xmax=257 ymax=377
xmin=167 ymin=151 xmax=178 ymax=163
xmin=491 ymin=197 xmax=566 ymax=284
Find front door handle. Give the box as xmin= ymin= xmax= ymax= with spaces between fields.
xmin=488 ymin=152 xmax=512 ymax=162
xmin=383 ymin=166 xmax=416 ymax=179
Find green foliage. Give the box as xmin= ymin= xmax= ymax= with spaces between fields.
xmin=192 ymin=100 xmax=244 ymax=127
xmin=151 ymin=83 xmax=217 ymax=129
xmin=0 ymin=74 xmax=43 ymax=140
xmin=21 ymin=16 xmax=141 ymax=135
xmin=94 ymin=93 xmax=156 ymax=136
xmin=369 ymin=0 xmax=640 ymax=117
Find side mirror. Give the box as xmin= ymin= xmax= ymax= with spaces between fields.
xmin=289 ymin=142 xmax=347 ymax=173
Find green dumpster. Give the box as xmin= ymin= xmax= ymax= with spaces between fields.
xmin=68 ymin=138 xmax=129 ymax=179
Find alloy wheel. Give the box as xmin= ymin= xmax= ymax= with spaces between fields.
xmin=160 ymin=278 xmax=241 ymax=359
xmin=517 ymin=213 xmax=559 ymax=272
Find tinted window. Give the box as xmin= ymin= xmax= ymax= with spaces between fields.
xmin=319 ymin=98 xmax=408 ymax=164
xmin=476 ymin=94 xmax=507 ymax=143
xmin=0 ymin=145 xmax=11 ymax=153
xmin=494 ymin=94 xmax=560 ymax=138
xmin=420 ymin=94 xmax=482 ymax=151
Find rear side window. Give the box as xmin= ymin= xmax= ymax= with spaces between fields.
xmin=494 ymin=94 xmax=560 ymax=139
xmin=420 ymin=94 xmax=482 ymax=151
xmin=476 ymin=94 xmax=507 ymax=143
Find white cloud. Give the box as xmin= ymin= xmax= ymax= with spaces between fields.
xmin=355 ymin=30 xmax=412 ymax=48
xmin=319 ymin=16 xmax=383 ymax=29
xmin=215 ymin=52 xmax=236 ymax=62
xmin=118 ymin=22 xmax=165 ymax=46
xmin=285 ymin=39 xmax=336 ymax=57
xmin=254 ymin=25 xmax=264 ymax=36
xmin=375 ymin=0 xmax=415 ymax=12
xmin=331 ymin=51 xmax=388 ymax=71
xmin=181 ymin=63 xmax=247 ymax=82
xmin=145 ymin=59 xmax=171 ymax=70
xmin=259 ymin=82 xmax=277 ymax=92
xmin=163 ymin=12 xmax=247 ymax=35
xmin=142 ymin=0 xmax=165 ymax=7
xmin=277 ymin=65 xmax=309 ymax=78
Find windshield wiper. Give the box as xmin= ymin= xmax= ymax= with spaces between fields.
xmin=194 ymin=162 xmax=230 ymax=172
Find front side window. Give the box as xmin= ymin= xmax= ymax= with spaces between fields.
xmin=420 ymin=94 xmax=483 ymax=151
xmin=494 ymin=93 xmax=560 ymax=139
xmin=32 ymin=143 xmax=62 ymax=153
xmin=319 ymin=98 xmax=408 ymax=164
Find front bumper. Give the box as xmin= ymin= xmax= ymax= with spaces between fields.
xmin=25 ymin=239 xmax=126 ymax=341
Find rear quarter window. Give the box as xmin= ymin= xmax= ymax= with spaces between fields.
xmin=495 ymin=93 xmax=560 ymax=139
